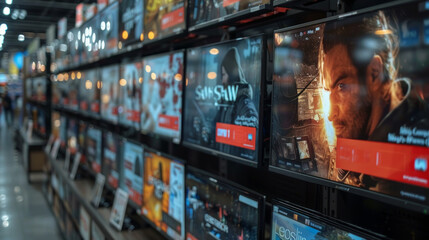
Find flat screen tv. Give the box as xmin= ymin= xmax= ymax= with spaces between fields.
xmin=67 ymin=27 xmax=82 ymax=66
xmin=86 ymin=126 xmax=103 ymax=174
xmin=144 ymin=0 xmax=185 ymax=42
xmin=183 ymin=36 xmax=264 ymax=165
xmin=32 ymin=77 xmax=46 ymax=102
xmin=78 ymin=121 xmax=88 ymax=163
xmin=80 ymin=68 xmax=101 ymax=116
xmin=141 ymin=51 xmax=184 ymax=143
xmin=65 ymin=72 xmax=81 ymax=110
xmin=119 ymin=0 xmax=144 ymax=47
xmin=185 ymin=167 xmax=265 ymax=240
xmin=102 ymin=131 xmax=122 ymax=190
xmin=120 ymin=139 xmax=144 ymax=206
xmin=81 ymin=15 xmax=100 ymax=63
xmin=118 ymin=59 xmax=143 ymax=129
xmin=142 ymin=149 xmax=185 ymax=240
xmin=67 ymin=119 xmax=79 ymax=154
xmin=188 ymin=0 xmax=271 ymax=30
xmin=101 ymin=65 xmax=120 ymax=123
xmin=271 ymin=199 xmax=381 ymax=240
xmin=270 ymin=0 xmax=429 ymax=211
xmin=99 ymin=1 xmax=119 ymax=58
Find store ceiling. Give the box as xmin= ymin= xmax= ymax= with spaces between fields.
xmin=0 ymin=0 xmax=95 ymax=54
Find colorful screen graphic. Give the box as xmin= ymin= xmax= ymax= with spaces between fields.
xmin=142 ymin=150 xmax=184 ymax=239
xmin=103 ymin=131 xmax=122 ymax=189
xmin=101 ymin=65 xmax=120 ymax=123
xmin=86 ymin=126 xmax=102 ymax=173
xmin=144 ymin=0 xmax=185 ymax=41
xmin=271 ymin=2 xmax=429 ymax=208
xmin=119 ymin=60 xmax=143 ymax=129
xmin=122 ymin=140 xmax=144 ymax=205
xmin=119 ymin=0 xmax=144 ymax=46
xmin=80 ymin=69 xmax=101 ymax=116
xmin=183 ymin=36 xmax=262 ymax=163
xmin=141 ymin=51 xmax=183 ymax=143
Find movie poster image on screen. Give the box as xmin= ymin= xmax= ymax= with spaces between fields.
xmin=272 ymin=202 xmax=367 ymax=240
xmin=80 ymin=69 xmax=101 ymax=115
xmin=184 ymin=36 xmax=262 ymax=163
xmin=101 ymin=65 xmax=120 ymax=123
xmin=103 ymin=131 xmax=122 ymax=189
xmin=185 ymin=169 xmax=262 ymax=240
xmin=141 ymin=51 xmax=183 ymax=143
xmin=119 ymin=60 xmax=143 ymax=129
xmin=121 ymin=140 xmax=144 ymax=205
xmin=86 ymin=126 xmax=102 ymax=173
xmin=270 ymin=1 xmax=429 ymax=208
xmin=32 ymin=77 xmax=46 ymax=102
xmin=119 ymin=0 xmax=144 ymax=47
xmin=99 ymin=1 xmax=119 ymax=58
xmin=142 ymin=150 xmax=184 ymax=239
xmin=189 ymin=0 xmax=270 ymax=29
xmin=144 ymin=0 xmax=185 ymax=42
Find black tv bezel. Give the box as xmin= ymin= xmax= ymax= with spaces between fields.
xmin=100 ymin=64 xmax=120 ymax=124
xmin=85 ymin=124 xmax=103 ymax=176
xmin=269 ymin=0 xmax=429 ymax=213
xmin=140 ymin=49 xmax=185 ymax=145
xmin=120 ymin=137 xmax=145 ymax=208
xmin=139 ymin=146 xmax=186 ymax=240
xmin=143 ymin=0 xmax=187 ymax=44
xmin=118 ymin=0 xmax=144 ymax=48
xmin=185 ymin=166 xmax=266 ymax=240
xmin=188 ymin=0 xmax=272 ymax=32
xmin=182 ymin=34 xmax=266 ymax=168
xmin=271 ymin=199 xmax=385 ymax=240
xmin=118 ymin=57 xmax=144 ymax=131
xmin=101 ymin=130 xmax=123 ymax=192
xmin=98 ymin=1 xmax=120 ymax=59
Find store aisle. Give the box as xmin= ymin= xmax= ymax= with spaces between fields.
xmin=0 ymin=127 xmax=62 ymax=240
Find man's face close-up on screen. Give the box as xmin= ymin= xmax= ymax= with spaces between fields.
xmin=322 ymin=44 xmax=372 ymax=139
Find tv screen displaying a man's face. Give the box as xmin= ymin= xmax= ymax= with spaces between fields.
xmin=183 ymin=36 xmax=262 ymax=163
xmin=271 ymin=2 xmax=429 ymax=208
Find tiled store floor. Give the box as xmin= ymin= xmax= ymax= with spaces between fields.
xmin=0 ymin=124 xmax=62 ymax=240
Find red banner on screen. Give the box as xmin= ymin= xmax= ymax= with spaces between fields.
xmin=92 ymin=162 xmax=101 ymax=173
xmin=80 ymin=102 xmax=88 ymax=111
xmin=215 ymin=123 xmax=256 ymax=150
xmin=161 ymin=7 xmax=184 ymax=30
xmin=158 ymin=114 xmax=179 ymax=131
xmin=108 ymin=176 xmax=118 ymax=189
xmin=128 ymin=188 xmax=142 ymax=205
xmin=127 ymin=110 xmax=140 ymax=122
xmin=223 ymin=0 xmax=240 ymax=7
xmin=91 ymin=103 xmax=99 ymax=113
xmin=112 ymin=107 xmax=118 ymax=115
xmin=336 ymin=138 xmax=429 ymax=188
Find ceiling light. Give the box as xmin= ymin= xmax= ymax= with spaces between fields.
xmin=11 ymin=9 xmax=18 ymax=19
xmin=3 ymin=7 xmax=10 ymax=16
xmin=18 ymin=34 xmax=24 ymax=41
xmin=0 ymin=24 xmax=7 ymax=30
xmin=0 ymin=29 xmax=6 ymax=35
xmin=5 ymin=0 xmax=12 ymax=5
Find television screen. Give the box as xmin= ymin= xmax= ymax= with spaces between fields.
xmin=32 ymin=77 xmax=47 ymax=102
xmin=121 ymin=139 xmax=144 ymax=205
xmin=81 ymin=15 xmax=100 ymax=63
xmin=189 ymin=0 xmax=270 ymax=30
xmin=119 ymin=0 xmax=144 ymax=47
xmin=33 ymin=107 xmax=46 ymax=137
xmin=103 ymin=131 xmax=122 ymax=189
xmin=142 ymin=150 xmax=185 ymax=239
xmin=183 ymin=36 xmax=263 ymax=164
xmin=141 ymin=51 xmax=184 ymax=143
xmin=80 ymin=68 xmax=101 ymax=116
xmin=272 ymin=200 xmax=371 ymax=240
xmin=52 ymin=75 xmax=66 ymax=107
xmin=67 ymin=119 xmax=79 ymax=154
xmin=118 ymin=60 xmax=143 ymax=129
xmin=101 ymin=65 xmax=120 ymax=123
xmin=60 ymin=115 xmax=68 ymax=150
xmin=185 ymin=167 xmax=264 ymax=240
xmin=144 ymin=0 xmax=185 ymax=42
xmin=86 ymin=126 xmax=103 ymax=173
xmin=64 ymin=72 xmax=81 ymax=110
xmin=51 ymin=111 xmax=61 ymax=140
xmin=67 ymin=27 xmax=82 ymax=66
xmin=99 ymin=1 xmax=119 ymax=58
xmin=37 ymin=46 xmax=47 ymax=74
xmin=271 ymin=1 xmax=429 ymax=209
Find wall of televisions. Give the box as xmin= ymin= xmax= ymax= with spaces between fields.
xmin=23 ymin=0 xmax=429 ymax=239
